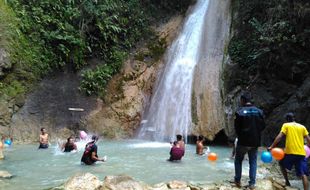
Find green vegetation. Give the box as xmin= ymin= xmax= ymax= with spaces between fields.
xmin=0 ymin=2 xmax=42 ymax=99
xmin=1 ymin=0 xmax=193 ymax=97
xmin=228 ymin=0 xmax=309 ymax=85
xmin=141 ymin=0 xmax=195 ymax=19
xmin=7 ymin=0 xmax=149 ymax=70
xmin=80 ymin=49 xmax=126 ymax=96
xmin=134 ymin=35 xmax=167 ymax=64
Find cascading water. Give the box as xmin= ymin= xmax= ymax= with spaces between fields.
xmin=138 ymin=0 xmax=211 ymax=142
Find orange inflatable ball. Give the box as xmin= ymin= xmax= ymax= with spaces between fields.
xmin=207 ymin=152 xmax=218 ymax=161
xmin=271 ymin=148 xmax=285 ymax=160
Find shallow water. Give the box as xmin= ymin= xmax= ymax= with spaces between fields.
xmin=1 ymin=140 xmax=268 ymax=190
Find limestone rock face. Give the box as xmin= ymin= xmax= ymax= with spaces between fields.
xmin=192 ymin=0 xmax=231 ymax=140
xmin=0 ymin=48 xmax=11 ymax=77
xmin=262 ymin=76 xmax=310 ymax=145
xmin=83 ymin=61 xmax=157 ymax=139
xmin=64 ymin=173 xmax=102 ymax=190
xmin=223 ymin=76 xmax=310 ymax=145
xmin=85 ymin=16 xmax=184 ymax=139
xmin=9 ymin=71 xmax=98 ymax=143
xmin=0 ymin=100 xmax=12 ymax=131
xmin=102 ymin=175 xmax=149 ymax=190
xmin=4 ymin=15 xmax=183 ymax=142
xmin=166 ymin=180 xmax=189 ymax=190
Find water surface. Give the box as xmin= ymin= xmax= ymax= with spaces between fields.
xmin=1 ymin=140 xmax=254 ymax=190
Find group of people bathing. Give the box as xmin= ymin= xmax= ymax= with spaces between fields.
xmin=2 ymin=91 xmax=310 ymax=190
xmin=39 ymin=127 xmax=106 ymax=165
xmin=35 ymin=91 xmax=310 ymax=190
xmin=167 ymin=134 xmax=210 ymax=162
xmin=39 ymin=127 xmax=207 ymax=164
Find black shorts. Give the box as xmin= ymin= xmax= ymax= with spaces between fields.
xmin=38 ymin=144 xmax=48 ymax=149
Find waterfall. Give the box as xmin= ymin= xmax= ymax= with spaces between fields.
xmin=138 ymin=0 xmax=231 ymax=142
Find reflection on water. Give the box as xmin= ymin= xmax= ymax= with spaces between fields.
xmin=1 ymin=140 xmax=253 ymax=190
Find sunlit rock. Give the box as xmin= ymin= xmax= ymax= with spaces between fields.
xmin=149 ymin=183 xmax=169 ymax=190
xmin=64 ymin=173 xmax=102 ymax=190
xmin=167 ymin=180 xmax=189 ymax=189
xmin=102 ymin=175 xmax=149 ymax=190
xmin=256 ymin=179 xmax=273 ymax=190
xmin=85 ymin=15 xmax=184 ymax=139
xmin=0 ymin=170 xmax=13 ymax=179
xmin=192 ymin=0 xmax=231 ymax=140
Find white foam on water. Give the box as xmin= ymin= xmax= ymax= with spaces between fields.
xmin=128 ymin=142 xmax=171 ymax=148
xmin=53 ymin=136 xmax=96 ymax=155
xmin=138 ymin=0 xmax=211 ymax=141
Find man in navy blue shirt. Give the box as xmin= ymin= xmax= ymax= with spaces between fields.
xmin=232 ymin=92 xmax=265 ymax=190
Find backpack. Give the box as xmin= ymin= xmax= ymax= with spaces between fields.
xmin=83 ymin=142 xmax=94 ymax=157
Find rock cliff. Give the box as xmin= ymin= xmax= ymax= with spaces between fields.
xmin=192 ymin=0 xmax=231 ymax=140
xmin=3 ymin=15 xmax=184 ymax=142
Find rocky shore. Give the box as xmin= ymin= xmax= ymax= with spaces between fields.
xmin=46 ymin=162 xmax=303 ymax=190
xmin=49 ymin=172 xmax=299 ymax=190
xmin=1 ymin=160 xmax=303 ymax=190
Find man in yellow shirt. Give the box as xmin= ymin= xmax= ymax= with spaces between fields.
xmin=269 ymin=113 xmax=310 ymax=190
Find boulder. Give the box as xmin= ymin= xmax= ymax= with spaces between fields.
xmin=167 ymin=180 xmax=189 ymax=190
xmin=102 ymin=175 xmax=149 ymax=190
xmin=255 ymin=179 xmax=273 ymax=190
xmin=0 ymin=48 xmax=11 ymax=77
xmin=149 ymin=183 xmax=169 ymax=190
xmin=0 ymin=170 xmax=13 ymax=179
xmin=187 ymin=184 xmax=201 ymax=190
xmin=0 ymin=99 xmax=12 ymax=128
xmin=64 ymin=173 xmax=102 ymax=190
xmin=199 ymin=183 xmax=239 ymax=190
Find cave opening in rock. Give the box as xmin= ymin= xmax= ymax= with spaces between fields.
xmin=187 ymin=129 xmax=229 ymax=145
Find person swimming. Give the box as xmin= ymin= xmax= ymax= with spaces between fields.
xmin=61 ymin=136 xmax=77 ymax=152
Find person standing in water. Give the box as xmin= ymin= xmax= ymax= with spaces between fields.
xmin=268 ymin=113 xmax=310 ymax=190
xmin=176 ymin=134 xmax=185 ymax=149
xmin=0 ymin=135 xmax=4 ymax=159
xmin=61 ymin=136 xmax=77 ymax=152
xmin=39 ymin=128 xmax=49 ymax=149
xmin=196 ymin=135 xmax=210 ymax=155
xmin=81 ymin=135 xmax=106 ymax=165
xmin=168 ymin=141 xmax=184 ymax=161
xmin=196 ymin=135 xmax=204 ymax=155
xmin=231 ymin=92 xmax=265 ymax=190
xmin=168 ymin=134 xmax=185 ymax=161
